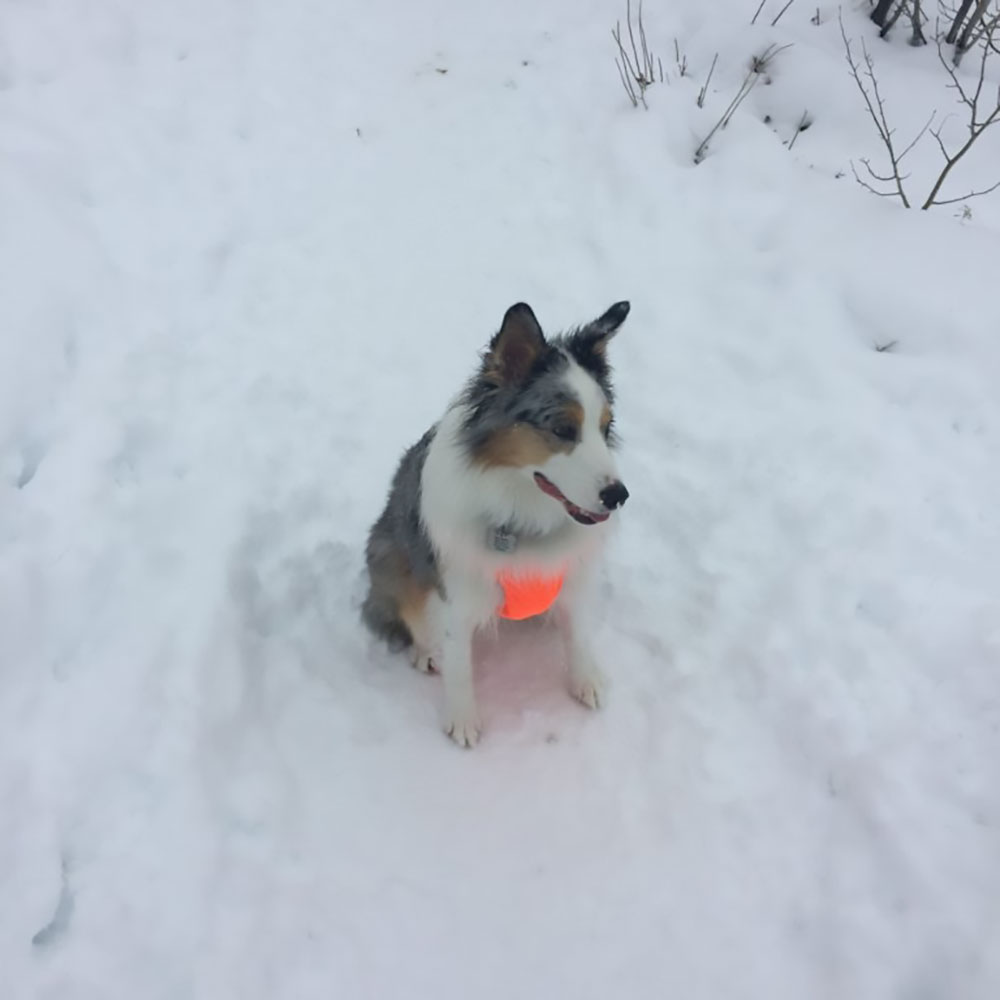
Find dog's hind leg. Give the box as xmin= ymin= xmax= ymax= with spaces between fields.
xmin=362 ymin=528 xmax=440 ymax=669
xmin=399 ymin=592 xmax=436 ymax=674
xmin=361 ymin=589 xmax=413 ymax=653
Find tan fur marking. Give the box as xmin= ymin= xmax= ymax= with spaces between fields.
xmin=474 ymin=400 xmax=585 ymax=468
xmin=474 ymin=425 xmax=562 ymax=468
xmin=600 ymin=403 xmax=612 ymax=436
xmin=368 ymin=542 xmax=433 ymax=642
xmin=398 ymin=578 xmax=431 ymax=650
xmin=564 ymin=399 xmax=584 ymax=431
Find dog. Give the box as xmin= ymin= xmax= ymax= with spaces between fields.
xmin=361 ymin=300 xmax=630 ymax=746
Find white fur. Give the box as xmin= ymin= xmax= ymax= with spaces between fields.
xmin=419 ymin=358 xmax=621 ymax=746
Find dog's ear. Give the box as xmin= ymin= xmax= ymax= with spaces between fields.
xmin=486 ymin=303 xmax=546 ymax=385
xmin=565 ymin=302 xmax=629 ymax=396
xmin=577 ymin=301 xmax=630 ymax=358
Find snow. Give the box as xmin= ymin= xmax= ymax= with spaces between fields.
xmin=2 ymin=0 xmax=1000 ymax=996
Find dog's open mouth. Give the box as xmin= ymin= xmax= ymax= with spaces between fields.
xmin=534 ymin=472 xmax=610 ymax=526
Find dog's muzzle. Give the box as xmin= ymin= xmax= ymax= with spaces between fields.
xmin=534 ymin=472 xmax=626 ymax=526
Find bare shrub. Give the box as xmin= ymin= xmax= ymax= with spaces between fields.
xmin=613 ymin=0 xmax=662 ymax=108
xmin=842 ymin=8 xmax=1000 ymax=209
xmin=841 ymin=15 xmax=926 ymax=206
xmin=694 ymin=43 xmax=792 ymax=163
xmin=924 ymin=18 xmax=1000 ymax=205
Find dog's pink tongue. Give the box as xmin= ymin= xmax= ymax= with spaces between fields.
xmin=533 ymin=472 xmax=564 ymax=501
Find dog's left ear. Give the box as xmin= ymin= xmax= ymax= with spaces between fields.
xmin=579 ymin=301 xmax=630 ymax=357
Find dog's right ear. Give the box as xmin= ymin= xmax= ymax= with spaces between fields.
xmin=485 ymin=303 xmax=546 ymax=385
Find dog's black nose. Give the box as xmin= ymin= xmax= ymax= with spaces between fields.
xmin=599 ymin=480 xmax=629 ymax=511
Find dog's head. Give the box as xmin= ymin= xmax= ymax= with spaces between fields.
xmin=461 ymin=301 xmax=630 ymax=525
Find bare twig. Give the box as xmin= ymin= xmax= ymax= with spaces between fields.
xmin=787 ymin=109 xmax=812 ymax=149
xmin=674 ymin=38 xmax=688 ymax=77
xmin=695 ymin=43 xmax=790 ymax=162
xmin=840 ymin=13 xmax=914 ymax=206
xmin=638 ymin=3 xmax=653 ymax=79
xmin=698 ymin=53 xmax=719 ymax=108
xmin=771 ymin=0 xmax=799 ymax=26
xmin=898 ymin=111 xmax=937 ymax=159
xmin=845 ymin=8 xmax=1000 ymax=211
xmin=612 ymin=0 xmax=660 ymax=108
xmin=925 ymin=178 xmax=1000 ymax=204
xmin=614 ymin=52 xmax=640 ymax=107
xmin=751 ymin=39 xmax=792 ymax=66
xmin=751 ymin=0 xmax=768 ymax=26
xmin=850 ymin=160 xmax=904 ymax=197
xmin=922 ymin=22 xmax=1000 ymax=206
xmin=626 ymin=0 xmax=643 ymax=75
xmin=696 ymin=78 xmax=755 ymax=162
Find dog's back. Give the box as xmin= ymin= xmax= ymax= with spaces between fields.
xmin=361 ymin=428 xmax=440 ymax=653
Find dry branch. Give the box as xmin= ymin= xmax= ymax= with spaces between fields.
xmin=698 ymin=53 xmax=719 ymax=108
xmin=842 ymin=8 xmax=1000 ymax=210
xmin=787 ymin=109 xmax=812 ymax=149
xmin=694 ymin=43 xmax=790 ymax=163
xmin=771 ymin=0 xmax=799 ymax=26
xmin=613 ymin=0 xmax=661 ymax=108
xmin=840 ymin=14 xmax=915 ymax=205
xmin=922 ymin=20 xmax=1000 ymax=206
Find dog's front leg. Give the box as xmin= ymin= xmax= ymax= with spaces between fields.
xmin=556 ymin=571 xmax=606 ymax=710
xmin=434 ymin=578 xmax=495 ymax=747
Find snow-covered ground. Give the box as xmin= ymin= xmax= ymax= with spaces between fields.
xmin=3 ymin=0 xmax=999 ymax=996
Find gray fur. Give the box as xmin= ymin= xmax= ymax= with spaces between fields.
xmin=460 ymin=348 xmax=579 ymax=457
xmin=559 ymin=300 xmax=630 ymax=401
xmin=361 ymin=427 xmax=441 ymax=651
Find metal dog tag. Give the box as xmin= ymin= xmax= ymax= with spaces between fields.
xmin=491 ymin=525 xmax=518 ymax=553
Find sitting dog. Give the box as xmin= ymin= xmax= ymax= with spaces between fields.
xmin=362 ymin=301 xmax=630 ymax=746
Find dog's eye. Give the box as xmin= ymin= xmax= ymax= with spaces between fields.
xmin=601 ymin=418 xmax=614 ymax=440
xmin=552 ymin=424 xmax=578 ymax=443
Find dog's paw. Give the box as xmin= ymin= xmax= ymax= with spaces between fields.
xmin=445 ymin=714 xmax=482 ymax=748
xmin=570 ymin=670 xmax=606 ymax=710
xmin=409 ymin=649 xmax=437 ymax=674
